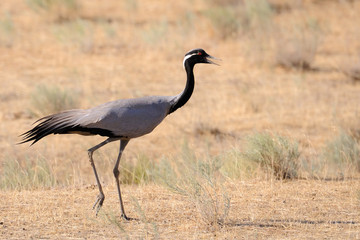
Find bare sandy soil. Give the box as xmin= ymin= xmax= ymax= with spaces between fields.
xmin=1 ymin=180 xmax=359 ymax=239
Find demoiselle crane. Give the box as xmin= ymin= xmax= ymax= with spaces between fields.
xmin=20 ymin=48 xmax=218 ymax=220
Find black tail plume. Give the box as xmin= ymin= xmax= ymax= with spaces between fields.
xmin=19 ymin=110 xmax=115 ymax=145
xmin=19 ymin=111 xmax=82 ymax=145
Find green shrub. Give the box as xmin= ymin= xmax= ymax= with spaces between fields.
xmin=141 ymin=19 xmax=168 ymax=45
xmin=205 ymin=0 xmax=273 ymax=39
xmin=30 ymin=84 xmax=79 ymax=116
xmin=323 ymin=132 xmax=360 ymax=172
xmin=52 ymin=19 xmax=94 ymax=52
xmin=205 ymin=6 xmax=239 ymax=39
xmin=0 ymin=13 xmax=15 ymax=47
xmin=26 ymin=0 xmax=80 ymax=21
xmin=275 ymin=20 xmax=320 ymax=70
xmin=242 ymin=132 xmax=300 ymax=179
xmin=220 ymin=149 xmax=259 ymax=179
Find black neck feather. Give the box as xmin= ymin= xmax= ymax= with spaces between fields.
xmin=168 ymin=61 xmax=195 ymax=114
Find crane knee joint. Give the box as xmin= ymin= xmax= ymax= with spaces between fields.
xmin=113 ymin=168 xmax=120 ymax=178
xmin=88 ymin=150 xmax=93 ymax=160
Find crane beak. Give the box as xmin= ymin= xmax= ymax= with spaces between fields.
xmin=206 ymin=55 xmax=221 ymax=65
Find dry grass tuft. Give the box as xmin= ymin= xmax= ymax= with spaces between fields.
xmin=220 ymin=149 xmax=260 ymax=180
xmin=0 ymin=12 xmax=15 ymax=48
xmin=156 ymin=142 xmax=231 ymax=227
xmin=29 ymin=84 xmax=80 ymax=117
xmin=321 ymin=131 xmax=360 ymax=178
xmin=275 ymin=20 xmax=320 ymax=70
xmin=26 ymin=0 xmax=81 ymax=22
xmin=52 ymin=18 xmax=95 ymax=52
xmin=0 ymin=155 xmax=56 ymax=190
xmin=205 ymin=0 xmax=273 ymax=39
xmin=141 ymin=19 xmax=168 ymax=46
xmin=120 ymin=154 xmax=155 ymax=185
xmin=340 ymin=55 xmax=360 ymax=81
xmin=101 ymin=196 xmax=159 ymax=238
xmin=242 ymin=132 xmax=301 ymax=179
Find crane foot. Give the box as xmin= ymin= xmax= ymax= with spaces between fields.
xmin=121 ymin=213 xmax=136 ymax=221
xmin=92 ymin=192 xmax=105 ymax=216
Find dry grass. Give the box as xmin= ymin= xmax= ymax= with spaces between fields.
xmin=1 ymin=181 xmax=359 ymax=239
xmin=242 ymin=132 xmax=300 ymax=179
xmin=340 ymin=55 xmax=360 ymax=81
xmin=155 ymin=142 xmax=231 ymax=226
xmin=29 ymin=83 xmax=80 ymax=116
xmin=275 ymin=26 xmax=319 ymax=70
xmin=1 ymin=0 xmax=360 ymax=238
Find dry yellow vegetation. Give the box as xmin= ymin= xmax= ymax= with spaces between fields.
xmin=1 ymin=0 xmax=360 ymax=238
xmin=1 ymin=181 xmax=359 ymax=239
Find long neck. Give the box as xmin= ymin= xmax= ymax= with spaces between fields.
xmin=168 ymin=61 xmax=195 ymax=114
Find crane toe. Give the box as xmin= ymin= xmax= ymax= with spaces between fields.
xmin=121 ymin=214 xmax=136 ymax=221
xmin=92 ymin=192 xmax=105 ymax=216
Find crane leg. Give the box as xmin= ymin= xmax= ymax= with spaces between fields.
xmin=88 ymin=138 xmax=117 ymax=216
xmin=113 ymin=139 xmax=131 ymax=220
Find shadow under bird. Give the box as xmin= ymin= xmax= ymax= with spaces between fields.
xmin=20 ymin=48 xmax=219 ymax=220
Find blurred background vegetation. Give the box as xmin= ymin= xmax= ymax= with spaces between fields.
xmin=1 ymin=0 xmax=360 ymax=196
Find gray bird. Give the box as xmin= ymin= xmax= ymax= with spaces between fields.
xmin=20 ymin=48 xmax=218 ymax=220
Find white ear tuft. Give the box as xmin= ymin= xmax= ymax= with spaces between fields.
xmin=183 ymin=53 xmax=197 ymax=69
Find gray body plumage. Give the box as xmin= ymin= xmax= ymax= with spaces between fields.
xmin=21 ymin=95 xmax=178 ymax=144
xmin=76 ymin=95 xmax=177 ymax=138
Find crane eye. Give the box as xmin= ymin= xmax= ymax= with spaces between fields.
xmin=197 ymin=52 xmax=202 ymax=55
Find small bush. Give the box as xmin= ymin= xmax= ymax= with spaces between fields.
xmin=141 ymin=20 xmax=168 ymax=45
xmin=120 ymin=154 xmax=155 ymax=185
xmin=205 ymin=0 xmax=273 ymax=39
xmin=204 ymin=6 xmax=239 ymax=39
xmin=323 ymin=132 xmax=360 ymax=173
xmin=0 ymin=13 xmax=15 ymax=48
xmin=26 ymin=0 xmax=80 ymax=22
xmin=0 ymin=156 xmax=56 ymax=190
xmin=340 ymin=56 xmax=360 ymax=81
xmin=30 ymin=84 xmax=79 ymax=116
xmin=242 ymin=132 xmax=300 ymax=179
xmin=220 ymin=149 xmax=259 ymax=179
xmin=243 ymin=0 xmax=273 ymax=31
xmin=275 ymin=35 xmax=318 ymax=70
xmin=156 ymin=142 xmax=230 ymax=226
xmin=52 ymin=19 xmax=94 ymax=52
xmin=275 ymin=20 xmax=320 ymax=70
xmin=124 ymin=0 xmax=138 ymax=12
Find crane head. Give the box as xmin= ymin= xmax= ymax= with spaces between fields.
xmin=183 ymin=48 xmax=220 ymax=69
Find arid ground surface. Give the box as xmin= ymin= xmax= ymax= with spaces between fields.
xmin=1 ymin=180 xmax=360 ymax=239
xmin=1 ymin=0 xmax=360 ymax=239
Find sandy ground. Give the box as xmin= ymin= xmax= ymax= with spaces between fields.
xmin=1 ymin=180 xmax=359 ymax=239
